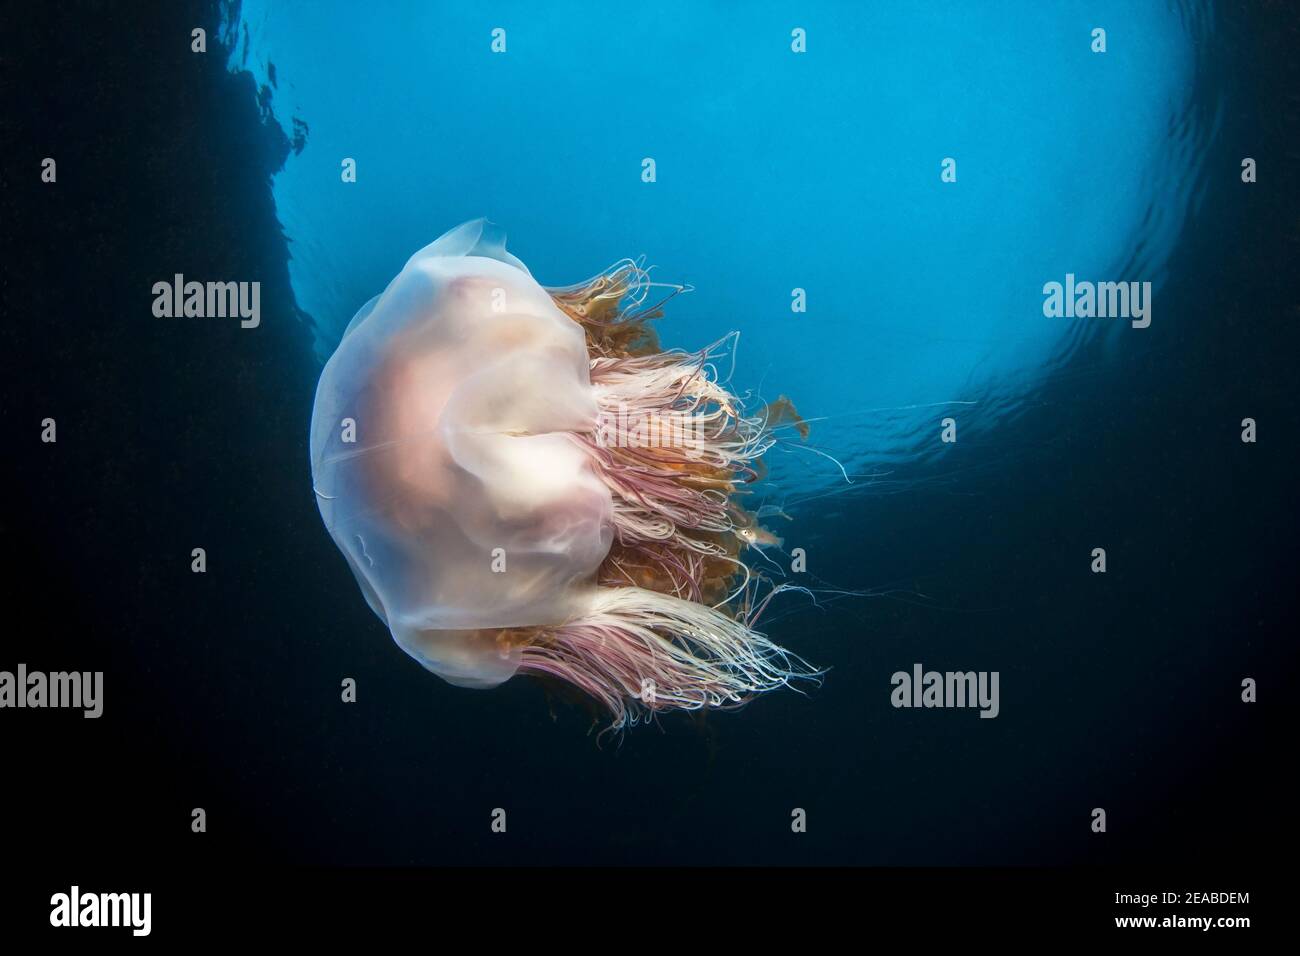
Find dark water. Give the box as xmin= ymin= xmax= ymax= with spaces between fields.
xmin=3 ymin=0 xmax=1296 ymax=875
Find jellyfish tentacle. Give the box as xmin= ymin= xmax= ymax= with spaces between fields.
xmin=529 ymin=263 xmax=823 ymax=728
xmin=518 ymin=586 xmax=822 ymax=732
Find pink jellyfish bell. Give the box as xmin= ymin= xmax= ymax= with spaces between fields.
xmin=310 ymin=220 xmax=817 ymax=729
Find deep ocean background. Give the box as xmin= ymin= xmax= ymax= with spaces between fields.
xmin=2 ymin=0 xmax=1296 ymax=873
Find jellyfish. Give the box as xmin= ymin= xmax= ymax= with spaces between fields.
xmin=310 ymin=220 xmax=817 ymax=729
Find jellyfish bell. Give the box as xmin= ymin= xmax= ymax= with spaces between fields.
xmin=310 ymin=219 xmax=818 ymax=727
xmin=311 ymin=221 xmax=610 ymax=686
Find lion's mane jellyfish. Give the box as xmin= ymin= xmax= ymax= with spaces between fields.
xmin=310 ymin=220 xmax=818 ymax=729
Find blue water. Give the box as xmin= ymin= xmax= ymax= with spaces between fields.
xmin=224 ymin=0 xmax=1217 ymax=501
xmin=196 ymin=0 xmax=1290 ymax=865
